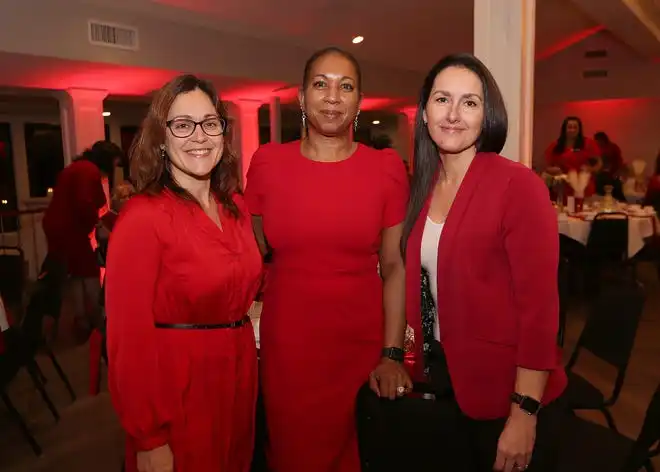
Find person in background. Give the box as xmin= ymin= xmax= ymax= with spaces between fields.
xmin=244 ymin=46 xmax=410 ymax=472
xmin=42 ymin=140 xmax=122 ymax=335
xmin=643 ymin=151 xmax=660 ymax=213
xmin=593 ymin=132 xmax=623 ymax=178
xmin=403 ymin=53 xmax=567 ymax=472
xmin=106 ymin=74 xmax=262 ymax=472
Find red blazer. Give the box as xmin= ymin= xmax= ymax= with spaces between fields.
xmin=405 ymin=153 xmax=567 ymax=420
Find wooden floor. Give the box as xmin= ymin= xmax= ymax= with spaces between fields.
xmin=1 ymin=265 xmax=659 ymax=471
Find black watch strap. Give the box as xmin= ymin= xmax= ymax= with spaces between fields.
xmin=510 ymin=392 xmax=542 ymax=416
xmin=381 ymin=347 xmax=405 ymax=363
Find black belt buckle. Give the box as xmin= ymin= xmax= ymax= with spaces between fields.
xmin=155 ymin=315 xmax=250 ymax=330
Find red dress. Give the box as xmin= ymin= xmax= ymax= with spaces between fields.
xmin=544 ymin=138 xmax=599 ymax=197
xmin=244 ymin=141 xmax=409 ymax=472
xmin=42 ymin=159 xmax=107 ymax=277
xmin=105 ymin=191 xmax=263 ymax=472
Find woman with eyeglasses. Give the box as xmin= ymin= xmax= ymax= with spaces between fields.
xmin=105 ymin=75 xmax=262 ymax=472
xmin=244 ymin=47 xmax=410 ymax=472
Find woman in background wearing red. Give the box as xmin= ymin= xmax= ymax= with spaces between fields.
xmin=42 ymin=140 xmax=122 ymax=333
xmin=544 ymin=116 xmax=600 ymax=197
xmin=106 ymin=75 xmax=262 ymax=472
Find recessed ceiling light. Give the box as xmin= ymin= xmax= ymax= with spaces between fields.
xmin=102 ymin=111 xmax=111 ymax=117
xmin=352 ymin=35 xmax=364 ymax=44
xmin=372 ymin=120 xmax=380 ymax=125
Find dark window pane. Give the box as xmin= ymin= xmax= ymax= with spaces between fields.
xmin=0 ymin=123 xmax=18 ymax=233
xmin=25 ymin=123 xmax=64 ymax=198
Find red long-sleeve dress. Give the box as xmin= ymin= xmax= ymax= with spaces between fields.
xmin=105 ymin=191 xmax=263 ymax=472
xmin=244 ymin=141 xmax=409 ymax=472
xmin=42 ymin=159 xmax=107 ymax=277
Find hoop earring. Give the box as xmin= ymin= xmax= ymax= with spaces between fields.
xmin=354 ymin=110 xmax=360 ymax=132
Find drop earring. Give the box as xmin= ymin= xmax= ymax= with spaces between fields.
xmin=354 ymin=110 xmax=360 ymax=132
xmin=301 ymin=110 xmax=307 ymax=128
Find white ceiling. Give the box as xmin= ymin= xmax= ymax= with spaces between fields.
xmin=148 ymin=0 xmax=600 ymax=71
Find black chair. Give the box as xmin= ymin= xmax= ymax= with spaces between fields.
xmin=0 ymin=246 xmax=27 ymax=311
xmin=0 ymin=327 xmax=60 ymax=456
xmin=564 ymin=281 xmax=645 ymax=431
xmin=22 ymin=278 xmax=76 ymax=402
xmin=559 ymin=382 xmax=660 ymax=471
xmin=557 ymin=256 xmax=570 ymax=347
xmin=355 ymin=382 xmax=471 ymax=472
xmin=586 ymin=212 xmax=631 ymax=284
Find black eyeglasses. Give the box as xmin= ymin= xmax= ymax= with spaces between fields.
xmin=166 ymin=117 xmax=227 ymax=138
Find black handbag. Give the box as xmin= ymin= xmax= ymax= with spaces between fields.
xmin=354 ymin=269 xmax=469 ymax=472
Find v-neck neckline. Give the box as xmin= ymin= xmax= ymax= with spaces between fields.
xmin=201 ymin=197 xmax=223 ymax=233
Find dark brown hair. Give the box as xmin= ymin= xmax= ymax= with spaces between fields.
xmin=402 ymin=53 xmax=508 ymax=255
xmin=130 ymin=74 xmax=240 ymax=217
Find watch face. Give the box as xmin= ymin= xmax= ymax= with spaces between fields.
xmin=520 ymin=396 xmax=541 ymax=414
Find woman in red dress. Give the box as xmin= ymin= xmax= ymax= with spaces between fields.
xmin=105 ymin=75 xmax=262 ymax=472
xmin=244 ymin=47 xmax=411 ymax=472
xmin=543 ymin=116 xmax=599 ymax=196
xmin=42 ymin=140 xmax=122 ymax=331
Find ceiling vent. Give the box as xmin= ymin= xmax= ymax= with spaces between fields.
xmin=584 ymin=49 xmax=608 ymax=59
xmin=88 ymin=20 xmax=139 ymax=51
xmin=582 ymin=69 xmax=608 ymax=78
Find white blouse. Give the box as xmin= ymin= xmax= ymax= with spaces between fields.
xmin=420 ymin=216 xmax=444 ymax=341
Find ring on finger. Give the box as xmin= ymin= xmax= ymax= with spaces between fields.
xmin=396 ymin=386 xmax=405 ymax=395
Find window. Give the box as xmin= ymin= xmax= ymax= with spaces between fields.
xmin=24 ymin=123 xmax=64 ymax=198
xmin=0 ymin=123 xmax=17 ymax=232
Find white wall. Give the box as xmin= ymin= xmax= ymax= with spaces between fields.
xmin=533 ymin=30 xmax=660 ymax=173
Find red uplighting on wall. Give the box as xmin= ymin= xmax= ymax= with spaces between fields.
xmin=537 ymin=25 xmax=606 ymax=61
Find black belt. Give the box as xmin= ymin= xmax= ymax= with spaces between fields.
xmin=155 ymin=315 xmax=250 ymax=330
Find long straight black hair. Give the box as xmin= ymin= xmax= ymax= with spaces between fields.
xmin=552 ymin=116 xmax=585 ymax=154
xmin=401 ymin=53 xmax=508 ymax=255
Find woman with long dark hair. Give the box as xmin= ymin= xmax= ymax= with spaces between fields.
xmin=244 ymin=47 xmax=410 ymax=472
xmin=105 ymin=75 xmax=262 ymax=472
xmin=403 ymin=53 xmax=566 ymax=472
xmin=544 ymin=116 xmax=601 ymax=175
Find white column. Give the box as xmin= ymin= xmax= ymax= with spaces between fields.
xmin=235 ymin=100 xmax=262 ymax=186
xmin=474 ymin=0 xmax=535 ymax=166
xmin=398 ymin=107 xmax=416 ymax=172
xmin=59 ymin=88 xmax=108 ymax=165
xmin=269 ymin=96 xmax=282 ymax=144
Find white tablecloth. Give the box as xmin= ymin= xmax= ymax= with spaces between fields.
xmin=558 ymin=213 xmax=657 ymax=258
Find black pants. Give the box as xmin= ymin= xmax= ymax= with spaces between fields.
xmin=427 ymin=341 xmax=563 ymax=472
xmin=463 ymin=397 xmax=564 ymax=472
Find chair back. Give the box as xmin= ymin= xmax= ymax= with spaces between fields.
xmin=557 ymin=256 xmax=570 ymax=346
xmin=566 ymin=281 xmax=645 ymax=404
xmin=587 ymin=213 xmax=629 ymax=264
xmin=0 ymin=246 xmax=26 ymax=308
xmin=570 ymin=281 xmax=644 ymax=369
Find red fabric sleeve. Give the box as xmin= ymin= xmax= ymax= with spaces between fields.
xmin=105 ymin=197 xmax=171 ymax=451
xmin=244 ymin=146 xmax=268 ymax=215
xmin=502 ymin=169 xmax=560 ymax=370
xmin=381 ymin=149 xmax=410 ymax=228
